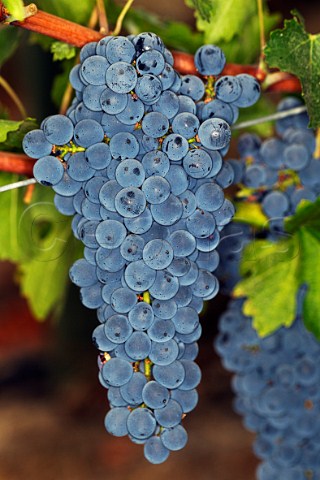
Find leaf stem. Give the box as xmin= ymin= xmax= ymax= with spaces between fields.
xmin=96 ymin=0 xmax=109 ymax=34
xmin=256 ymin=0 xmax=268 ymax=80
xmin=0 ymin=75 xmax=27 ymax=118
xmin=257 ymin=0 xmax=266 ymax=53
xmin=112 ymin=0 xmax=135 ymax=36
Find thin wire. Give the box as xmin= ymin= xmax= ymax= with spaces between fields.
xmin=0 ymin=178 xmax=37 ymax=193
xmin=232 ymin=105 xmax=308 ymax=130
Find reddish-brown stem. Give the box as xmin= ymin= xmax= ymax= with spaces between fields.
xmin=0 ymin=3 xmax=301 ymax=93
xmin=266 ymin=77 xmax=301 ymax=93
xmin=172 ymin=51 xmax=300 ymax=92
xmin=172 ymin=51 xmax=260 ymax=78
xmin=0 ymin=2 xmax=303 ymax=179
xmin=12 ymin=10 xmax=104 ymax=47
xmin=0 ymin=151 xmax=35 ymax=176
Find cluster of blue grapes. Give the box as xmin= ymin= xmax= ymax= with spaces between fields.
xmin=217 ymin=96 xmax=320 ymax=293
xmin=216 ymin=296 xmax=320 ymax=480
xmin=236 ymin=96 xmax=319 ymax=232
xmin=215 ymin=100 xmax=320 ymax=479
xmin=22 ymin=32 xmax=261 ymax=463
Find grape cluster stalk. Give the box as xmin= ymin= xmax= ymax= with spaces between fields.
xmin=23 ymin=32 xmax=260 ymax=463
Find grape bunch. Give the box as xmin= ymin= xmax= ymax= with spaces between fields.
xmin=217 ymin=96 xmax=319 ymax=293
xmin=236 ymin=97 xmax=319 ymax=232
xmin=216 ymin=295 xmax=320 ymax=480
xmin=22 ymin=32 xmax=260 ymax=463
xmin=214 ymin=100 xmax=320 ymax=478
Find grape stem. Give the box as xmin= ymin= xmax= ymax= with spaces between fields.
xmin=0 ymin=2 xmax=301 ymax=93
xmin=144 ymin=358 xmax=152 ymax=381
xmin=112 ymin=0 xmax=135 ymax=36
xmin=96 ymin=0 xmax=109 ymax=34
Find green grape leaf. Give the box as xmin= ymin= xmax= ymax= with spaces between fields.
xmin=234 ymin=219 xmax=320 ymax=339
xmin=0 ymin=119 xmax=23 ymax=143
xmin=51 ymin=42 xmax=76 ymax=62
xmin=285 ymin=196 xmax=320 ymax=236
xmin=0 ymin=175 xmax=82 ymax=320
xmin=192 ymin=0 xmax=257 ymax=44
xmin=299 ymin=228 xmax=320 ymax=338
xmin=0 ymin=173 xmax=25 ymax=262
xmin=265 ymin=16 xmax=320 ymax=128
xmin=234 ymin=236 xmax=300 ymax=336
xmin=233 ymin=201 xmax=268 ymax=228
xmin=2 ymin=0 xmax=24 ymax=21
xmin=0 ymin=118 xmax=38 ymax=151
xmin=186 ymin=0 xmax=214 ymax=22
xmin=189 ymin=0 xmax=280 ymax=64
xmin=0 ymin=26 xmax=21 ymax=67
xmin=17 ymin=193 xmax=82 ymax=320
xmin=35 ymin=0 xmax=96 ymax=24
xmin=217 ymin=11 xmax=280 ymax=65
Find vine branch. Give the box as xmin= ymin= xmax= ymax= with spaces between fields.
xmin=0 ymin=0 xmax=304 ymax=183
xmin=0 ymin=2 xmax=301 ymax=93
xmin=0 ymin=3 xmax=104 ymax=47
xmin=171 ymin=52 xmax=301 ymax=92
xmin=0 ymin=151 xmax=35 ymax=176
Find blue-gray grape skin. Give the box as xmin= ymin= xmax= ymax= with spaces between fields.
xmin=215 ymin=99 xmax=320 ymax=478
xmin=23 ymin=35 xmax=262 ymax=464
